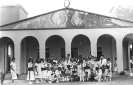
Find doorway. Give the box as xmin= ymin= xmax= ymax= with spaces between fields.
xmin=71 ymin=47 xmax=78 ymax=58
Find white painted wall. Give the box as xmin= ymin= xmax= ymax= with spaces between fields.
xmin=0 ymin=27 xmax=133 ymax=73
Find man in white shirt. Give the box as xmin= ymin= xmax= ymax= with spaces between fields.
xmin=99 ymin=55 xmax=107 ymax=80
xmin=99 ymin=55 xmax=107 ymax=67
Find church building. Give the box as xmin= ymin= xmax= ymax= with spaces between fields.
xmin=0 ymin=4 xmax=133 ymax=74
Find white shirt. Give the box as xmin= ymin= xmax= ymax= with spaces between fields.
xmin=99 ymin=59 xmax=107 ymax=66
xmin=10 ymin=61 xmax=16 ymax=70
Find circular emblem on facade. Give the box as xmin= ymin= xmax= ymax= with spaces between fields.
xmin=51 ymin=11 xmax=67 ymax=26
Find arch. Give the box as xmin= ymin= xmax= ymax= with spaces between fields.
xmin=97 ymin=34 xmax=116 ymax=71
xmin=0 ymin=37 xmax=14 ymax=73
xmin=45 ymin=35 xmax=65 ymax=60
xmin=20 ymin=36 xmax=39 ymax=73
xmin=97 ymin=34 xmax=116 ymax=41
xmin=71 ymin=34 xmax=91 ymax=58
xmin=122 ymin=33 xmax=133 ymax=70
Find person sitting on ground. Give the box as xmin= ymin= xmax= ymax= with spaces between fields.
xmin=65 ymin=65 xmax=71 ymax=81
xmin=94 ymin=66 xmax=102 ymax=82
xmin=55 ymin=67 xmax=62 ymax=82
xmin=71 ymin=70 xmax=80 ymax=82
xmin=84 ymin=71 xmax=89 ymax=81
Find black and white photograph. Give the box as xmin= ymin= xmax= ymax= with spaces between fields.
xmin=0 ymin=0 xmax=133 ymax=85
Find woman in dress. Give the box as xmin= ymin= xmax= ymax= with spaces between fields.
xmin=10 ymin=58 xmax=17 ymax=83
xmin=27 ymin=57 xmax=35 ymax=84
xmin=130 ymin=56 xmax=133 ymax=76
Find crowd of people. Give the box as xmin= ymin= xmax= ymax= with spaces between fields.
xmin=26 ymin=54 xmax=112 ymax=84
xmin=9 ymin=54 xmax=133 ymax=84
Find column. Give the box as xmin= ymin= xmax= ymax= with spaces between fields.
xmin=65 ymin=40 xmax=71 ymax=58
xmin=112 ymin=38 xmax=116 ymax=71
xmin=39 ymin=40 xmax=46 ymax=59
xmin=14 ymin=41 xmax=21 ymax=74
xmin=116 ymin=38 xmax=124 ymax=72
xmin=90 ymin=39 xmax=97 ymax=57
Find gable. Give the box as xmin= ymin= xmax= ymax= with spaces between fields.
xmin=1 ymin=8 xmax=133 ymax=30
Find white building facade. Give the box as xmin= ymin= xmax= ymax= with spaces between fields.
xmin=0 ymin=8 xmax=133 ymax=74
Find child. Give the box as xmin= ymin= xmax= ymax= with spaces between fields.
xmin=84 ymin=71 xmax=89 ymax=81
xmin=71 ymin=70 xmax=80 ymax=82
xmin=46 ymin=67 xmax=53 ymax=83
xmin=50 ymin=68 xmax=57 ymax=83
xmin=27 ymin=58 xmax=35 ymax=84
xmin=55 ymin=67 xmax=62 ymax=82
xmin=106 ymin=70 xmax=112 ymax=81
xmin=65 ymin=65 xmax=71 ymax=81
xmin=72 ymin=59 xmax=77 ymax=71
xmin=61 ymin=67 xmax=66 ymax=81
xmin=80 ymin=68 xmax=85 ymax=82
xmin=35 ymin=59 xmax=42 ymax=83
xmin=114 ymin=58 xmax=118 ymax=73
xmin=41 ymin=58 xmax=47 ymax=83
xmin=77 ymin=62 xmax=84 ymax=82
xmin=85 ymin=58 xmax=91 ymax=79
xmin=105 ymin=58 xmax=112 ymax=81
xmin=94 ymin=67 xmax=102 ymax=82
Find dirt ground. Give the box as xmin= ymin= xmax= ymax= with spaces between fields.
xmin=2 ymin=74 xmax=133 ymax=85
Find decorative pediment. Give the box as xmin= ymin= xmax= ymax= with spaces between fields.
xmin=13 ymin=8 xmax=133 ymax=29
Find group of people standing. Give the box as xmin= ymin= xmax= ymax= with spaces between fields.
xmin=9 ymin=54 xmax=133 ymax=84
xmin=26 ymin=54 xmax=112 ymax=84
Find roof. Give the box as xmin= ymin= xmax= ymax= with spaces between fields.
xmin=1 ymin=7 xmax=133 ymax=30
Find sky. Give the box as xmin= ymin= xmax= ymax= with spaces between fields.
xmin=0 ymin=0 xmax=133 ymax=18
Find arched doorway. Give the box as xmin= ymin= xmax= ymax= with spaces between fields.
xmin=71 ymin=34 xmax=91 ymax=59
xmin=45 ymin=35 xmax=65 ymax=61
xmin=21 ymin=36 xmax=39 ymax=73
xmin=97 ymin=34 xmax=116 ymax=70
xmin=0 ymin=37 xmax=14 ymax=73
xmin=123 ymin=33 xmax=133 ymax=70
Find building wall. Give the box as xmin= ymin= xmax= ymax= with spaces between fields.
xmin=19 ymin=7 xmax=28 ymax=20
xmin=0 ymin=5 xmax=28 ymax=26
xmin=0 ymin=6 xmax=19 ymax=26
xmin=0 ymin=40 xmax=6 ymax=72
xmin=0 ymin=28 xmax=133 ymax=73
